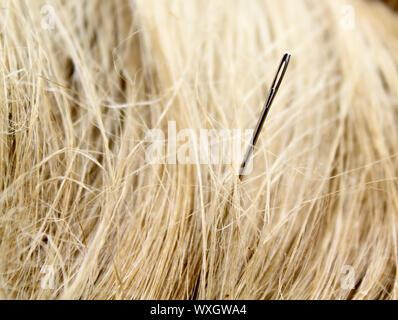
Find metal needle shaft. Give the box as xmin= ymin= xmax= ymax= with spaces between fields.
xmin=239 ymin=53 xmax=291 ymax=180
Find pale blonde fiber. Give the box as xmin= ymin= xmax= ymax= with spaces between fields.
xmin=1 ymin=0 xmax=398 ymax=299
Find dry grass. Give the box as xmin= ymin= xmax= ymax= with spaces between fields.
xmin=1 ymin=0 xmax=398 ymax=299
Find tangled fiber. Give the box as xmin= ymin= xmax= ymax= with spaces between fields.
xmin=1 ymin=0 xmax=398 ymax=299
